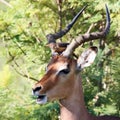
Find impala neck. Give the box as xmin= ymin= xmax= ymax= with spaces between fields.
xmin=59 ymin=74 xmax=90 ymax=120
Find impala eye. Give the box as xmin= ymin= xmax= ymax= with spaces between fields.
xmin=59 ymin=68 xmax=70 ymax=74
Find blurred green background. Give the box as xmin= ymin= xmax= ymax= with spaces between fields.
xmin=0 ymin=0 xmax=120 ymax=119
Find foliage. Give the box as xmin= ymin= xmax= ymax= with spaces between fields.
xmin=0 ymin=0 xmax=120 ymax=119
xmin=0 ymin=59 xmax=59 ymax=120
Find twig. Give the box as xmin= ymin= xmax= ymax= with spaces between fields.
xmin=0 ymin=0 xmax=13 ymax=8
xmin=8 ymin=51 xmax=38 ymax=81
xmin=86 ymin=23 xmax=94 ymax=46
xmin=3 ymin=37 xmax=38 ymax=81
xmin=12 ymin=65 xmax=39 ymax=81
xmin=86 ymin=23 xmax=94 ymax=34
xmin=13 ymin=41 xmax=27 ymax=55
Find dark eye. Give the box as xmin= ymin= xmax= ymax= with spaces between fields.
xmin=59 ymin=68 xmax=70 ymax=74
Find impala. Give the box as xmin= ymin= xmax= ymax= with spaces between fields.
xmin=32 ymin=5 xmax=120 ymax=120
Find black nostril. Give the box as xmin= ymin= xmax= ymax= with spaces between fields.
xmin=33 ymin=86 xmax=42 ymax=93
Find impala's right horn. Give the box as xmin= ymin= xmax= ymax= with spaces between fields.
xmin=62 ymin=5 xmax=110 ymax=57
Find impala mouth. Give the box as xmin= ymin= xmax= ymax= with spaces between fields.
xmin=36 ymin=95 xmax=47 ymax=104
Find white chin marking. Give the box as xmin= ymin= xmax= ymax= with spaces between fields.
xmin=36 ymin=96 xmax=47 ymax=104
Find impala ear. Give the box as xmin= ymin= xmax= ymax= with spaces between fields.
xmin=77 ymin=46 xmax=98 ymax=71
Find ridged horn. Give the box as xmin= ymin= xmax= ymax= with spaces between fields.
xmin=62 ymin=4 xmax=110 ymax=57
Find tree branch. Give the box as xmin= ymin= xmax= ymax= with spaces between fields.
xmin=8 ymin=51 xmax=38 ymax=81
xmin=12 ymin=65 xmax=39 ymax=81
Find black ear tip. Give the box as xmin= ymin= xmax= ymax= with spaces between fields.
xmin=90 ymin=46 xmax=98 ymax=53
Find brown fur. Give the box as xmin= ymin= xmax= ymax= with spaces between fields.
xmin=33 ymin=55 xmax=120 ymax=120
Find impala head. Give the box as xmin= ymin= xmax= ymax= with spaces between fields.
xmin=32 ymin=5 xmax=110 ymax=104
